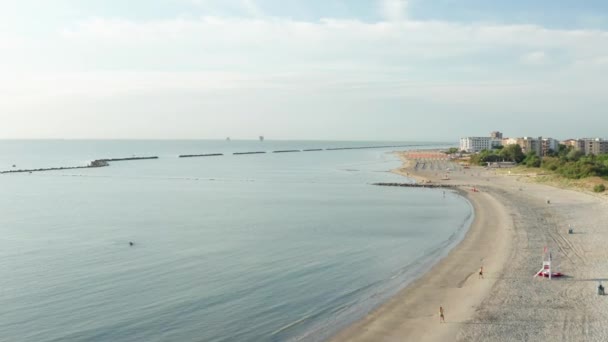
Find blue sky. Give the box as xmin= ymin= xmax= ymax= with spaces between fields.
xmin=1 ymin=0 xmax=608 ymax=140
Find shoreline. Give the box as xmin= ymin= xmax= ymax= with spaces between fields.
xmin=330 ymin=151 xmax=514 ymax=341
xmin=331 ymin=150 xmax=608 ymax=341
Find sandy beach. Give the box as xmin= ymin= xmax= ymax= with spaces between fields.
xmin=331 ymin=151 xmax=608 ymax=341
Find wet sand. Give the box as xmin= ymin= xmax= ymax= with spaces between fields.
xmin=331 ymin=151 xmax=608 ymax=341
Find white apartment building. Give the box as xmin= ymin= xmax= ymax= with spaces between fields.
xmin=460 ymin=137 xmax=501 ymax=153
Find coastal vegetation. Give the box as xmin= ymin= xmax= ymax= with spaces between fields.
xmin=445 ymin=147 xmax=459 ymax=154
xmin=468 ymin=144 xmax=524 ymax=165
xmin=535 ymin=145 xmax=608 ymax=180
xmin=467 ymin=144 xmax=608 ymax=181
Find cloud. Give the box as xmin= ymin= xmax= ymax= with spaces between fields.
xmin=520 ymin=51 xmax=547 ymax=65
xmin=54 ymin=16 xmax=608 ymax=74
xmin=379 ymin=0 xmax=409 ymax=22
xmin=189 ymin=0 xmax=264 ymax=17
xmin=240 ymin=0 xmax=263 ymax=17
xmin=2 ymin=16 xmax=606 ymax=107
xmin=3 ymin=10 xmax=608 ymax=139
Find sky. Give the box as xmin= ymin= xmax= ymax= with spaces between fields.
xmin=1 ymin=0 xmax=608 ymax=141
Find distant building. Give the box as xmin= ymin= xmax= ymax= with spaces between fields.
xmin=541 ymin=138 xmax=559 ymax=155
xmin=503 ymin=137 xmax=536 ymax=154
xmin=520 ymin=137 xmax=542 ymax=155
xmin=459 ymin=137 xmax=501 ymax=153
xmin=490 ymin=131 xmax=503 ymax=139
xmin=502 ymin=137 xmax=517 ymax=146
xmin=580 ymin=138 xmax=608 ymax=155
xmin=502 ymin=136 xmax=557 ymax=156
xmin=562 ymin=138 xmax=584 ymax=152
xmin=562 ymin=138 xmax=608 ymax=155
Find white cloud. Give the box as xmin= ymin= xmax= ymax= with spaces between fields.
xmin=520 ymin=51 xmax=547 ymax=65
xmin=189 ymin=0 xmax=264 ymax=17
xmin=3 ymin=12 xmax=608 ymax=139
xmin=240 ymin=0 xmax=263 ymax=17
xmin=3 ymin=17 xmax=607 ymax=106
xmin=56 ymin=17 xmax=608 ymax=62
xmin=379 ymin=0 xmax=409 ymax=22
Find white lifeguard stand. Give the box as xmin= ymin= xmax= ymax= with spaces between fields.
xmin=538 ymin=254 xmax=553 ymax=279
xmin=534 ymin=247 xmax=563 ymax=279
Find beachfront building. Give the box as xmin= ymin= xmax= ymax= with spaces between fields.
xmin=502 ymin=137 xmax=541 ymax=155
xmin=502 ymin=136 xmax=558 ymax=156
xmin=521 ymin=137 xmax=542 ymax=155
xmin=580 ymin=138 xmax=608 ymax=155
xmin=490 ymin=131 xmax=503 ymax=139
xmin=562 ymin=138 xmax=608 ymax=155
xmin=562 ymin=139 xmax=580 ymax=148
xmin=501 ymin=137 xmax=517 ymax=146
xmin=459 ymin=137 xmax=502 ymax=153
xmin=541 ymin=138 xmax=559 ymax=155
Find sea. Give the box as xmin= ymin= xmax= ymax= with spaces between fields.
xmin=0 ymin=140 xmax=473 ymax=342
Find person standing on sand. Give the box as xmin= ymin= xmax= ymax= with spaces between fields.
xmin=479 ymin=266 xmax=484 ymax=279
xmin=439 ymin=306 xmax=445 ymax=323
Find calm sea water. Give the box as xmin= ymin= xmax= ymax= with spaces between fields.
xmin=0 ymin=140 xmax=472 ymax=342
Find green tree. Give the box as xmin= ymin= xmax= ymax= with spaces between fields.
xmin=523 ymin=151 xmax=541 ymax=168
xmin=539 ymin=152 xmax=608 ymax=180
xmin=566 ymin=149 xmax=584 ymax=162
xmin=500 ymin=144 xmax=525 ymax=163
xmin=541 ymin=157 xmax=563 ymax=171
xmin=470 ymin=149 xmax=501 ymax=165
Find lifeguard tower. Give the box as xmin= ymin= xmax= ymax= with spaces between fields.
xmin=534 ymin=247 xmax=563 ymax=279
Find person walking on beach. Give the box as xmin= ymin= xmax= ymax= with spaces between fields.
xmin=439 ymin=306 xmax=445 ymax=323
xmin=479 ymin=266 xmax=484 ymax=279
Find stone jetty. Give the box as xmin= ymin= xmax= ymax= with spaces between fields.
xmin=179 ymin=153 xmax=224 ymax=158
xmin=99 ymin=156 xmax=158 ymax=162
xmin=3 ymin=144 xmax=429 ymax=174
xmin=1 ymin=156 xmax=158 ymax=174
xmin=233 ymin=151 xmax=266 ymax=155
xmin=372 ymin=182 xmax=457 ymax=189
xmin=178 ymin=144 xmax=418 ymax=158
xmin=325 ymin=145 xmax=410 ymax=151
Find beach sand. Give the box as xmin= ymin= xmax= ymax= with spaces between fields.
xmin=330 ymin=151 xmax=608 ymax=341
